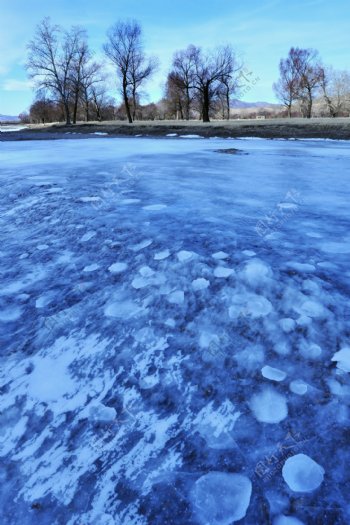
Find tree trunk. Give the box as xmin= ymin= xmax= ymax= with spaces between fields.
xmin=132 ymin=87 xmax=137 ymax=120
xmin=64 ymin=100 xmax=71 ymax=125
xmin=226 ymin=87 xmax=230 ymax=120
xmin=306 ymin=88 xmax=312 ymax=118
xmin=123 ymin=77 xmax=132 ymax=123
xmin=85 ymin=100 xmax=90 ymax=122
xmin=185 ymin=86 xmax=190 ymax=120
xmin=202 ymin=84 xmax=210 ymax=123
xmin=73 ymin=92 xmax=79 ymax=124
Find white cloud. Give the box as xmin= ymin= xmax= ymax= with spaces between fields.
xmin=2 ymin=79 xmax=34 ymax=92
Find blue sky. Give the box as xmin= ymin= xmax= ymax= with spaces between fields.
xmin=0 ymin=0 xmax=349 ymax=115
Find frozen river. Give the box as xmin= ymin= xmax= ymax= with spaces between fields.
xmin=1 ymin=136 xmax=350 ymax=524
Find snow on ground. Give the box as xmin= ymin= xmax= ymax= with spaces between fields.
xmin=1 ymin=137 xmax=350 ymax=524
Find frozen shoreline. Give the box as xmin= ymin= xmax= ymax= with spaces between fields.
xmin=1 ymin=117 xmax=350 ymax=141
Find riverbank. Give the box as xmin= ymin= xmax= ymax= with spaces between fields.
xmin=1 ymin=117 xmax=350 ymax=141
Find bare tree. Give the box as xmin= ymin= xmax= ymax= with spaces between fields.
xmin=78 ymin=62 xmax=105 ymax=121
xmin=29 ymin=96 xmax=61 ymax=123
xmin=128 ymin=52 xmax=158 ymax=120
xmin=26 ymin=18 xmax=83 ymax=125
xmin=293 ymin=47 xmax=323 ymax=118
xmin=164 ymin=72 xmax=187 ymax=119
xmin=171 ymin=45 xmax=198 ymax=119
xmin=103 ymin=20 xmax=156 ymax=123
xmin=273 ymin=55 xmax=299 ymax=117
xmin=193 ymin=45 xmax=237 ymax=122
xmin=69 ymin=30 xmax=91 ymax=124
xmin=274 ymin=47 xmax=323 ymax=118
xmin=320 ymin=67 xmax=350 ymax=117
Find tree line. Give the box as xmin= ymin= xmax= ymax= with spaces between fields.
xmin=23 ymin=18 xmax=350 ymax=124
xmin=273 ymin=47 xmax=350 ymax=118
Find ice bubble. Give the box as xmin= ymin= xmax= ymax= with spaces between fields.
xmin=282 ymin=454 xmax=324 ymax=492
xmin=331 ymin=347 xmax=350 ymax=373
xmin=89 ymin=403 xmax=116 ymax=423
xmin=234 ymin=344 xmax=265 ymax=371
xmin=131 ymin=276 xmax=149 ymax=289
xmin=242 ymin=259 xmax=271 ymax=287
xmin=83 ymin=263 xmax=100 ymax=272
xmin=191 ymin=472 xmax=252 ymax=525
xmin=0 ymin=307 xmax=23 ymax=322
xmin=108 ymin=262 xmax=128 ymax=274
xmin=279 ymin=318 xmax=296 ymax=333
xmin=168 ymin=290 xmax=185 ymax=304
xmin=142 ymin=204 xmax=167 ymax=211
xmin=79 ymin=196 xmax=101 ymax=202
xmin=244 ymin=295 xmax=273 ymax=318
xmin=250 ymin=388 xmax=288 ymax=423
xmin=192 ymin=278 xmax=210 ymax=291
xmin=130 ymin=239 xmax=152 ymax=251
xmin=80 ymin=231 xmax=96 ymax=242
xmin=262 ymin=366 xmax=287 ymax=382
xmin=120 ymin=198 xmax=141 ymax=204
xmin=273 ymin=341 xmax=291 ymax=356
xmin=294 ymin=300 xmax=325 ymax=319
xmin=242 ymin=250 xmax=256 ymax=257
xmin=35 ymin=294 xmax=53 ymax=308
xmin=177 ymin=250 xmax=194 ymax=262
xmin=214 ymin=266 xmax=235 ymax=278
xmin=290 ymin=380 xmax=308 ymax=395
xmin=300 ymin=342 xmax=322 ymax=360
xmin=286 ymin=262 xmax=316 ymax=273
xmin=139 ymin=266 xmax=155 ymax=278
xmin=104 ymin=299 xmax=142 ymax=319
xmin=212 ymin=251 xmax=229 ymax=260
xmin=154 ymin=249 xmax=170 ymax=260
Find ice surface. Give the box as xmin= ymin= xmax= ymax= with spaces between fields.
xmin=250 ymin=388 xmax=288 ymax=423
xmin=282 ymin=454 xmax=325 ymax=492
xmin=191 ymin=472 xmax=252 ymax=524
xmin=1 ymin=136 xmax=350 ymax=523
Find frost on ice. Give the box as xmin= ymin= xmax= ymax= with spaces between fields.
xmin=191 ymin=472 xmax=252 ymax=524
xmin=282 ymin=454 xmax=325 ymax=492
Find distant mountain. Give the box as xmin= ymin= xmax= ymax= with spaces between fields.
xmin=0 ymin=114 xmax=19 ymax=122
xmin=231 ymin=99 xmax=281 ymax=109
